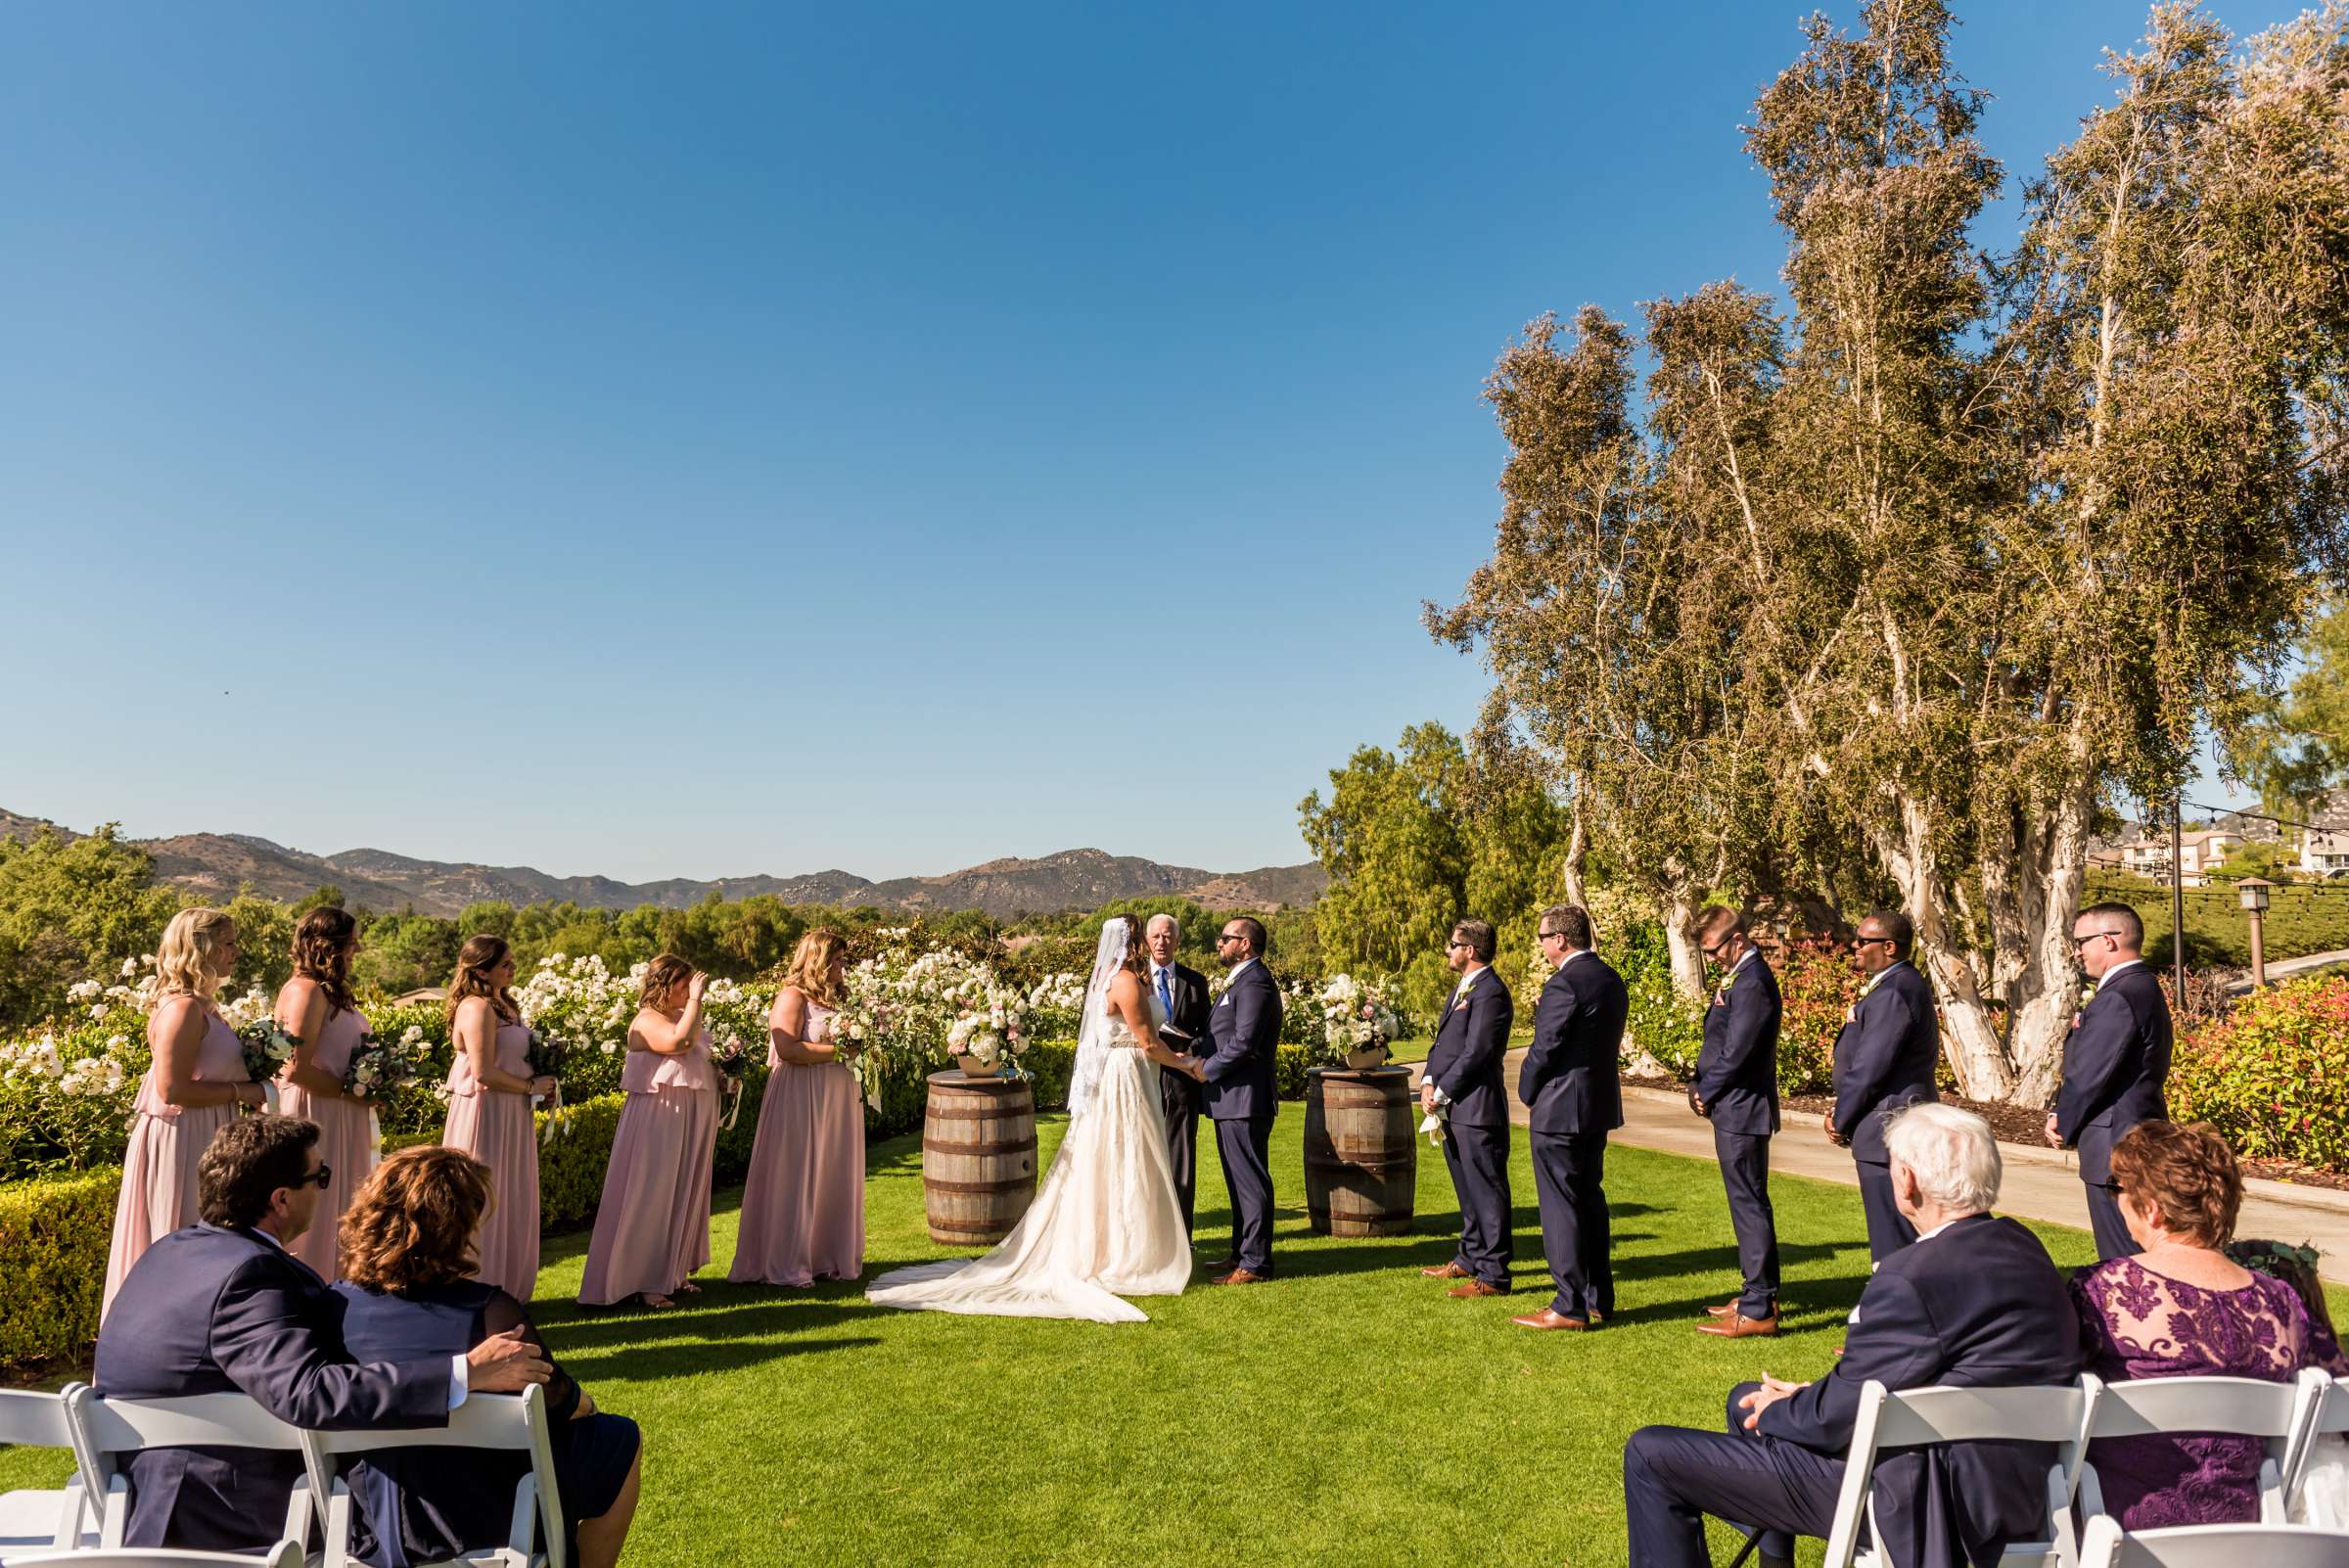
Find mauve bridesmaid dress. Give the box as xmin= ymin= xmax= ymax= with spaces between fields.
xmin=439 ymin=1015 xmax=542 ymax=1301
xmin=277 ymin=1002 xmax=377 ymax=1280
xmin=102 ymin=1005 xmax=249 ymax=1318
xmin=729 ymin=996 xmax=865 ymax=1286
xmin=578 ymin=1024 xmax=720 ymax=1305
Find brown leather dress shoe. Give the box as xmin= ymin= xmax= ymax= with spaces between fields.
xmin=1447 ymin=1279 xmax=1510 ymax=1298
xmin=1211 ymin=1268 xmax=1270 ymax=1286
xmin=1421 ymin=1262 xmax=1472 ymax=1279
xmin=1703 ymin=1298 xmax=1741 ymax=1317
xmin=1510 ymin=1309 xmax=1590 ymax=1331
xmin=1696 ymin=1310 xmax=1779 ymax=1338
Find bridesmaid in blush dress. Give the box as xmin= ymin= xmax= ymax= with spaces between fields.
xmin=274 ymin=906 xmax=377 ymax=1280
xmin=730 ymin=928 xmax=865 ymax=1286
xmin=438 ymin=935 xmax=554 ymax=1301
xmin=579 ymin=954 xmax=721 ymax=1308
xmin=102 ymin=907 xmax=267 ymax=1318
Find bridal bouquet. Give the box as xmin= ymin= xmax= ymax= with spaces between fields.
xmin=1317 ymin=974 xmax=1403 ymax=1063
xmin=945 ymin=986 xmax=1033 ymax=1076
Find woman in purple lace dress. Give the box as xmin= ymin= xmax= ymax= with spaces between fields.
xmin=2070 ymin=1121 xmax=2349 ymax=1528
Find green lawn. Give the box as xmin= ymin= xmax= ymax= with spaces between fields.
xmin=7 ymin=1124 xmax=2337 ymax=1567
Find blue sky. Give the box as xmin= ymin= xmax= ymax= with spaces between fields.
xmin=0 ymin=2 xmax=2286 ymax=882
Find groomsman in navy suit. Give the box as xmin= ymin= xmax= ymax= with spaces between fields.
xmin=1625 ymin=1104 xmax=2082 ymax=1568
xmin=95 ymin=1116 xmax=548 ymax=1552
xmin=1144 ymin=913 xmax=1216 ymax=1238
xmin=1513 ymin=904 xmax=1628 ymax=1331
xmin=1419 ymin=918 xmax=1516 ymax=1297
xmin=2048 ymin=901 xmax=2172 ymax=1260
xmin=1689 ymin=907 xmax=1782 ymax=1338
xmin=1827 ymin=909 xmax=1941 ymax=1264
xmin=1202 ymin=915 xmax=1283 ymax=1284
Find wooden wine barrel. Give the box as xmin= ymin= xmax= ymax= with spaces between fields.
xmin=1303 ymin=1066 xmax=1417 ymax=1236
xmin=922 ymin=1071 xmax=1038 ymax=1246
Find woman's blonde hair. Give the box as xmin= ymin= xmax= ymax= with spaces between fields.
xmin=780 ymin=929 xmax=848 ymax=1009
xmin=150 ymin=907 xmax=238 ymax=1010
xmin=639 ymin=953 xmax=693 ymax=1009
xmin=445 ymin=934 xmax=520 ymax=1026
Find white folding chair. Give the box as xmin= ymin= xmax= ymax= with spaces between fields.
xmin=0 ymin=1386 xmax=98 ymax=1552
xmin=2076 ymin=1514 xmax=2349 ymax=1568
xmin=299 ymin=1385 xmax=564 ymax=1568
xmin=61 ymin=1387 xmax=317 ymax=1555
xmin=2280 ymin=1368 xmax=2347 ymax=1522
xmin=1821 ymin=1380 xmax=2096 ymax=1568
xmin=2 ymin=1545 xmax=303 ymax=1568
xmin=2077 ymin=1375 xmax=2318 ymax=1527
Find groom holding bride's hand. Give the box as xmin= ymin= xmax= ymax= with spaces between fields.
xmin=1201 ymin=916 xmax=1282 ymax=1285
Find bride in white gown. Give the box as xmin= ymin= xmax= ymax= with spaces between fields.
xmin=865 ymin=914 xmax=1200 ymax=1322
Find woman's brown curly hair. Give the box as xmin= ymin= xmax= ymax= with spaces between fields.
xmin=292 ymin=906 xmax=359 ymax=1018
xmin=639 ymin=953 xmax=693 ymax=1009
xmin=445 ymin=934 xmax=520 ymax=1026
xmin=2109 ymin=1120 xmax=2244 ymax=1249
xmin=339 ymin=1144 xmax=493 ymax=1293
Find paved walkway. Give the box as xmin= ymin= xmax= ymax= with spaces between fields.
xmin=1408 ymin=1051 xmax=2349 ymax=1285
xmin=2223 ymin=946 xmax=2349 ymax=994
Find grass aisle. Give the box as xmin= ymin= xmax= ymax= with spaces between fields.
xmin=18 ymin=1124 xmax=2339 ymax=1566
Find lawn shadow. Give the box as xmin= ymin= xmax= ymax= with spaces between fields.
xmin=534 ymin=1285 xmax=893 ymax=1349
xmin=561 ymin=1331 xmax=885 ymax=1381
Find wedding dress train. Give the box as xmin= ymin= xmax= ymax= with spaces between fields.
xmin=865 ymin=994 xmax=1191 ymax=1323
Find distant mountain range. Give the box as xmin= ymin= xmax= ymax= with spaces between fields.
xmin=0 ymin=808 xmax=1326 ymax=920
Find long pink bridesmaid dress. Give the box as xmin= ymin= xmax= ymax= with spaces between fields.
xmin=439 ymin=1014 xmax=541 ymax=1301
xmin=729 ymin=997 xmax=865 ymax=1286
xmin=277 ymin=1003 xmax=376 ymax=1280
xmin=577 ymin=1025 xmax=720 ymax=1305
xmin=102 ymin=1004 xmax=250 ymax=1318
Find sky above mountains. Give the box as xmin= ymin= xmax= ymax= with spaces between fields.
xmin=1 ymin=2 xmax=2280 ymax=880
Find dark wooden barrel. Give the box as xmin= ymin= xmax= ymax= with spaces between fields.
xmin=922 ymin=1071 xmax=1038 ymax=1246
xmin=1303 ymin=1066 xmax=1417 ymax=1236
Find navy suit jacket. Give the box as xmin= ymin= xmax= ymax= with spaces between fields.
xmin=1201 ymin=960 xmax=1282 ymax=1122
xmin=1425 ymin=967 xmax=1514 ymax=1129
xmin=1518 ymin=952 xmax=1627 ymax=1137
xmin=1696 ymin=952 xmax=1781 ymax=1135
xmin=2053 ymin=963 xmax=2172 ymax=1183
xmin=1758 ymin=1213 xmax=2083 ymax=1568
xmin=93 ymin=1222 xmax=451 ymax=1551
xmin=1831 ymin=960 xmax=1941 ymax=1163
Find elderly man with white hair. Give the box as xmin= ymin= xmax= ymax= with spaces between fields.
xmin=1142 ymin=913 xmax=1215 ymax=1239
xmin=1623 ymin=1104 xmax=2082 ymax=1568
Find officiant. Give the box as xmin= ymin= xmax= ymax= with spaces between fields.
xmin=1145 ymin=913 xmax=1216 ymax=1237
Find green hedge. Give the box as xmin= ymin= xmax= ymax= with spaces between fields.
xmin=1 ymin=1168 xmax=119 ymax=1371
xmin=2173 ymin=975 xmax=2349 ymax=1171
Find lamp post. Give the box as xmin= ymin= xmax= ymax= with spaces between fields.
xmin=2237 ymin=877 xmax=2273 ymax=990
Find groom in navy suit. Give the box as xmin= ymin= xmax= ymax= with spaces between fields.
xmin=1201 ymin=915 xmax=1283 ymax=1284
xmin=1420 ymin=918 xmax=1515 ymax=1297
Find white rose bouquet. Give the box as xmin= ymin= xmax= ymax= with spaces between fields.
xmin=946 ymin=986 xmax=1033 ymax=1076
xmin=1317 ymin=973 xmax=1403 ymax=1064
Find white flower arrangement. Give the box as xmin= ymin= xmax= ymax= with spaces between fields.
xmin=1317 ymin=973 xmax=1403 ymax=1063
xmin=945 ymin=986 xmax=1033 ymax=1073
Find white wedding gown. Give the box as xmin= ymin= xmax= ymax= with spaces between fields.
xmin=866 ymin=994 xmax=1192 ymax=1322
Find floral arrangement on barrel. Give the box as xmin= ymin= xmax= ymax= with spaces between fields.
xmin=946 ymin=986 xmax=1033 ymax=1080
xmin=1317 ymin=974 xmax=1404 ymax=1070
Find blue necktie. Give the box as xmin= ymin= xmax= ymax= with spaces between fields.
xmin=1157 ymin=967 xmax=1174 ymax=1017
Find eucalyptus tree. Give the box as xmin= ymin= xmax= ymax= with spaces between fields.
xmin=1437 ymin=1 xmax=2349 ymax=1097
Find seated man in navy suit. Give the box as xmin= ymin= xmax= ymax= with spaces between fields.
xmin=94 ymin=1115 xmax=549 ymax=1552
xmin=1624 ymin=1104 xmax=2081 ymax=1568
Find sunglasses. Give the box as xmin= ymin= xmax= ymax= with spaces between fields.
xmin=289 ymin=1163 xmax=333 ymax=1191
